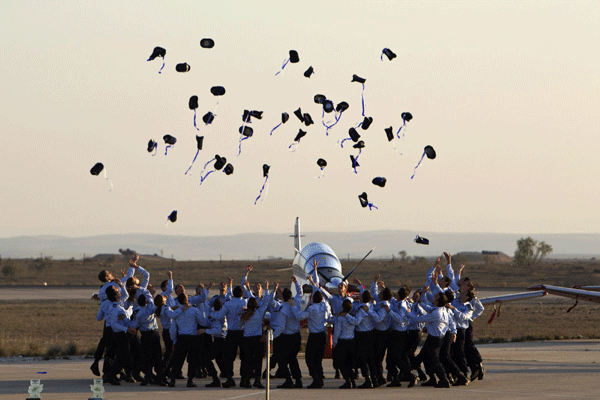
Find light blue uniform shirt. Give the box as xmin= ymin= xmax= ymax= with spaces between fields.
xmin=212 ymin=297 xmax=247 ymax=332
xmin=332 ymin=309 xmax=367 ymax=346
xmin=242 ymin=292 xmax=273 ymax=337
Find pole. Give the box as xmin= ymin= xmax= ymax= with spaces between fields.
xmin=266 ymin=329 xmax=272 ymax=400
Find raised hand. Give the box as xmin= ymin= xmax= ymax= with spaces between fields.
xmin=373 ymin=273 xmax=380 ymax=282
xmin=167 ymin=270 xmax=173 ymax=279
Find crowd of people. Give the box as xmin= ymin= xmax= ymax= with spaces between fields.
xmin=90 ymin=252 xmax=485 ymax=390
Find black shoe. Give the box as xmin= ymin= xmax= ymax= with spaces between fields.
xmin=240 ymin=379 xmax=252 ymax=388
xmin=124 ymin=374 xmax=135 ymax=383
xmin=206 ymin=380 xmax=221 ymax=388
xmin=277 ymin=378 xmax=294 ymax=389
xmin=478 ymin=364 xmax=485 ymax=380
xmin=158 ymin=379 xmax=168 ymax=387
xmin=253 ymin=380 xmax=265 ymax=389
xmin=453 ymin=374 xmax=470 ymax=386
xmin=294 ymin=379 xmax=303 ymax=388
xmin=187 ymin=379 xmax=197 ymax=388
xmin=386 ymin=379 xmax=401 ymax=387
xmin=434 ymin=379 xmax=450 ymax=388
xmin=339 ymin=380 xmax=352 ymax=389
xmin=407 ymin=374 xmax=417 ymax=388
xmin=417 ymin=368 xmax=427 ymax=382
xmin=307 ymin=380 xmax=323 ymax=389
xmin=350 ymin=378 xmax=356 ymax=389
xmin=168 ymin=379 xmax=176 ymax=387
xmin=421 ymin=379 xmax=437 ymax=387
xmin=222 ymin=378 xmax=236 ymax=388
xmin=377 ymin=376 xmax=386 ymax=386
xmin=90 ymin=362 xmax=100 ymax=376
xmin=470 ymin=366 xmax=481 ymax=381
xmin=140 ymin=380 xmax=150 ymax=386
xmin=358 ymin=379 xmax=372 ymax=389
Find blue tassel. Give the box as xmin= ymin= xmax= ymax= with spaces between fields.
xmin=411 ymin=151 xmax=427 ymax=179
xmin=254 ymin=176 xmax=269 ymax=204
xmin=184 ymin=149 xmax=200 ymax=175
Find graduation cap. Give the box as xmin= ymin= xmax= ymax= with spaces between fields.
xmin=358 ymin=192 xmax=378 ymax=210
xmin=214 ymin=155 xmax=227 ymax=170
xmin=275 ymin=49 xmax=299 ymax=75
xmin=385 ymin=127 xmax=394 ymax=141
xmin=323 ymin=100 xmax=334 ymax=113
xmin=381 ymin=48 xmax=397 ymax=61
xmin=317 ymin=158 xmax=327 ymax=168
xmin=289 ymin=129 xmax=306 ymax=151
xmin=163 ymin=135 xmax=176 ymax=155
xmin=353 ymin=140 xmax=365 ymax=149
xmin=175 ymin=63 xmax=191 ymax=73
xmin=270 ymin=112 xmax=290 ymax=135
xmin=200 ymin=38 xmax=214 ymax=48
xmin=411 ymin=145 xmax=436 ymax=179
xmin=210 ymin=86 xmax=226 ymax=96
xmin=250 ymin=110 xmax=263 ymax=119
xmin=361 ymin=116 xmax=373 ymax=130
xmin=340 ymin=127 xmax=360 ymax=147
xmin=184 ymin=136 xmax=204 ymax=175
xmin=350 ymin=155 xmax=360 ymax=173
xmin=304 ymin=66 xmax=314 ymax=78
xmin=189 ymin=96 xmax=199 ymax=130
xmin=351 ymin=74 xmax=366 ymax=84
xmin=322 ymin=101 xmax=347 ymax=135
xmin=303 ymin=113 xmax=314 ymax=126
xmin=372 ymin=177 xmax=387 ymax=187
xmin=147 ymin=46 xmax=166 ymax=73
xmin=202 ymin=111 xmax=215 ymax=125
xmin=239 ymin=126 xmax=253 ymax=137
xmin=414 ymin=235 xmax=429 ymax=245
xmin=199 ymin=154 xmax=224 ymax=184
xmin=147 ymin=139 xmax=157 ymax=155
xmin=167 ymin=211 xmax=177 ymax=223
xmin=223 ymin=163 xmax=234 ymax=175
xmin=255 ymin=164 xmax=271 ymax=204
xmin=91 ymin=162 xmax=113 ymax=190
xmin=237 ymin=122 xmax=253 ymax=155
xmin=314 ymin=94 xmax=327 ymax=104
xmin=397 ymin=112 xmax=413 ymax=139
xmin=293 ymin=107 xmax=305 ymax=123
xmin=336 ymin=102 xmax=349 ymax=113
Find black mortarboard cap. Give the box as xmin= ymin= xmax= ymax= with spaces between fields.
xmin=281 ymin=112 xmax=289 ymax=124
xmin=294 ymin=129 xmax=307 ymax=142
xmin=202 ymin=111 xmax=215 ymax=124
xmin=195 ymin=135 xmax=204 ymax=150
xmin=250 ymin=110 xmax=263 ymax=120
xmin=401 ymin=112 xmax=413 ymax=122
xmin=223 ymin=163 xmax=234 ymax=175
xmin=293 ymin=107 xmax=305 ymax=123
xmin=304 ymin=66 xmax=314 ymax=78
xmin=263 ymin=164 xmax=270 ymax=177
xmin=200 ymin=38 xmax=214 ymax=48
xmin=167 ymin=211 xmax=177 ymax=223
xmin=350 ymin=155 xmax=359 ymax=168
xmin=303 ymin=113 xmax=314 ymax=126
xmin=175 ymin=63 xmax=191 ymax=73
xmin=382 ymin=48 xmax=397 ymax=61
xmin=317 ymin=158 xmax=327 ymax=168
xmin=385 ymin=127 xmax=394 ymax=142
xmin=147 ymin=139 xmax=157 ymax=153
xmin=242 ymin=110 xmax=252 ymax=123
xmin=289 ymin=50 xmax=299 ymax=63
xmin=351 ymin=74 xmax=366 ymax=84
xmin=323 ymin=100 xmax=334 ymax=113
xmin=361 ymin=116 xmax=373 ymax=130
xmin=239 ymin=126 xmax=253 ymax=137
xmin=358 ymin=192 xmax=369 ymax=208
xmin=148 ymin=46 xmax=166 ymax=60
xmin=314 ymin=94 xmax=326 ymax=104
xmin=353 ymin=140 xmax=365 ymax=149
xmin=189 ymin=96 xmax=199 ymax=110
xmin=214 ymin=155 xmax=226 ymax=170
xmin=163 ymin=135 xmax=176 ymax=145
xmin=336 ymin=101 xmax=349 ymax=113
xmin=414 ymin=235 xmax=429 ymax=245
xmin=424 ymin=145 xmax=436 ymax=159
xmin=372 ymin=177 xmax=387 ymax=187
xmin=348 ymin=127 xmax=360 ymax=142
xmin=210 ymin=86 xmax=226 ymax=96
xmin=90 ymin=162 xmax=104 ymax=176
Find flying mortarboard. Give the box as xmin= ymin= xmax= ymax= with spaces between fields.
xmin=414 ymin=235 xmax=429 ymax=245
xmin=372 ymin=177 xmax=387 ymax=187
xmin=200 ymin=38 xmax=214 ymax=48
xmin=304 ymin=66 xmax=314 ymax=78
xmin=175 ymin=63 xmax=191 ymax=73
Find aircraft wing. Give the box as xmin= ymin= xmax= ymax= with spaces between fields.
xmin=527 ymin=284 xmax=600 ymax=304
xmin=479 ymin=290 xmax=547 ymax=305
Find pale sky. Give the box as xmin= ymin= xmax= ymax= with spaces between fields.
xmin=1 ymin=0 xmax=599 ymax=239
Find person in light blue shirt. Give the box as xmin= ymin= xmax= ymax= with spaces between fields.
xmin=197 ymin=297 xmax=228 ymax=388
xmin=332 ymin=299 xmax=367 ymax=389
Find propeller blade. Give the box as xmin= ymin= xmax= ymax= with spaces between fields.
xmin=342 ymin=247 xmax=375 ymax=281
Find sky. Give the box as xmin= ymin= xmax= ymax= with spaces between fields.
xmin=1 ymin=0 xmax=599 ymax=240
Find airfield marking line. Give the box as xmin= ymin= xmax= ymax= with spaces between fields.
xmin=461 ymin=389 xmax=592 ymax=398
xmin=220 ymin=389 xmax=281 ymax=400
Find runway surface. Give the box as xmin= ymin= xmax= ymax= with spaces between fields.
xmin=2 ymin=340 xmax=600 ymax=400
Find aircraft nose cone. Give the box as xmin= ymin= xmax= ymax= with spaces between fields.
xmin=330 ymin=277 xmax=343 ymax=287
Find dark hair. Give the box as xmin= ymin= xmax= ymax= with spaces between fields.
xmin=464 ymin=290 xmax=474 ymax=302
xmin=175 ymin=284 xmax=184 ymax=293
xmin=233 ymin=286 xmax=243 ymax=298
xmin=440 ymin=276 xmax=451 ymax=286
xmin=381 ymin=287 xmax=392 ymax=301
xmin=154 ymin=294 xmax=165 ymax=317
xmin=240 ymin=297 xmax=258 ymax=322
xmin=402 ymin=284 xmax=411 ymax=296
xmin=398 ymin=287 xmax=409 ymax=300
xmin=342 ymin=299 xmax=352 ymax=313
xmin=362 ymin=290 xmax=373 ymax=303
xmin=138 ymin=294 xmax=147 ymax=307
xmin=177 ymin=293 xmax=188 ymax=305
xmin=444 ymin=289 xmax=454 ymax=303
xmin=98 ymin=270 xmax=109 ymax=283
xmin=462 ymin=278 xmax=474 ymax=291
xmin=126 ymin=277 xmax=138 ymax=288
xmin=435 ymin=292 xmax=449 ymax=307
xmin=213 ymin=297 xmax=222 ymax=311
xmin=313 ymin=291 xmax=323 ymax=304
xmin=282 ymin=288 xmax=292 ymax=302
xmin=161 ymin=280 xmax=168 ymax=291
xmin=127 ymin=287 xmax=137 ymax=301
xmin=106 ymin=286 xmax=118 ymax=302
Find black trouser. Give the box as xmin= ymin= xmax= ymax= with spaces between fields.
xmin=355 ymin=330 xmax=378 ymax=381
xmin=161 ymin=328 xmax=174 ymax=376
xmin=389 ymin=330 xmax=412 ymax=379
xmin=372 ymin=329 xmax=389 ymax=380
xmin=305 ymin=332 xmax=326 ymax=380
xmin=440 ymin=331 xmax=461 ymax=378
xmin=422 ymin=335 xmax=446 ymax=382
xmin=465 ymin=322 xmax=483 ymax=371
xmin=407 ymin=329 xmax=422 ymax=370
xmin=140 ymin=330 xmax=163 ymax=381
xmin=214 ymin=337 xmax=226 ymax=375
xmin=241 ymin=335 xmax=264 ymax=381
xmin=94 ymin=322 xmax=111 ymax=363
xmin=107 ymin=331 xmax=132 ymax=380
xmin=170 ymin=335 xmax=199 ymax=380
xmin=452 ymin=328 xmax=469 ymax=375
xmin=101 ymin=327 xmax=115 ymax=375
xmin=333 ymin=338 xmax=355 ymax=381
xmin=270 ymin=335 xmax=283 ymax=372
xmin=278 ymin=332 xmax=302 ymax=380
xmin=202 ymin=335 xmax=224 ymax=378
xmin=224 ymin=330 xmax=244 ymax=378
xmin=127 ymin=332 xmax=142 ymax=377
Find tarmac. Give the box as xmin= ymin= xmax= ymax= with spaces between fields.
xmin=2 ymin=340 xmax=600 ymax=400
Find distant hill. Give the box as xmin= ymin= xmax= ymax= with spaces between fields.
xmin=1 ymin=231 xmax=599 ymax=261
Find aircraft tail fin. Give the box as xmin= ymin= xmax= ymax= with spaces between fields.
xmin=290 ymin=217 xmax=304 ymax=256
